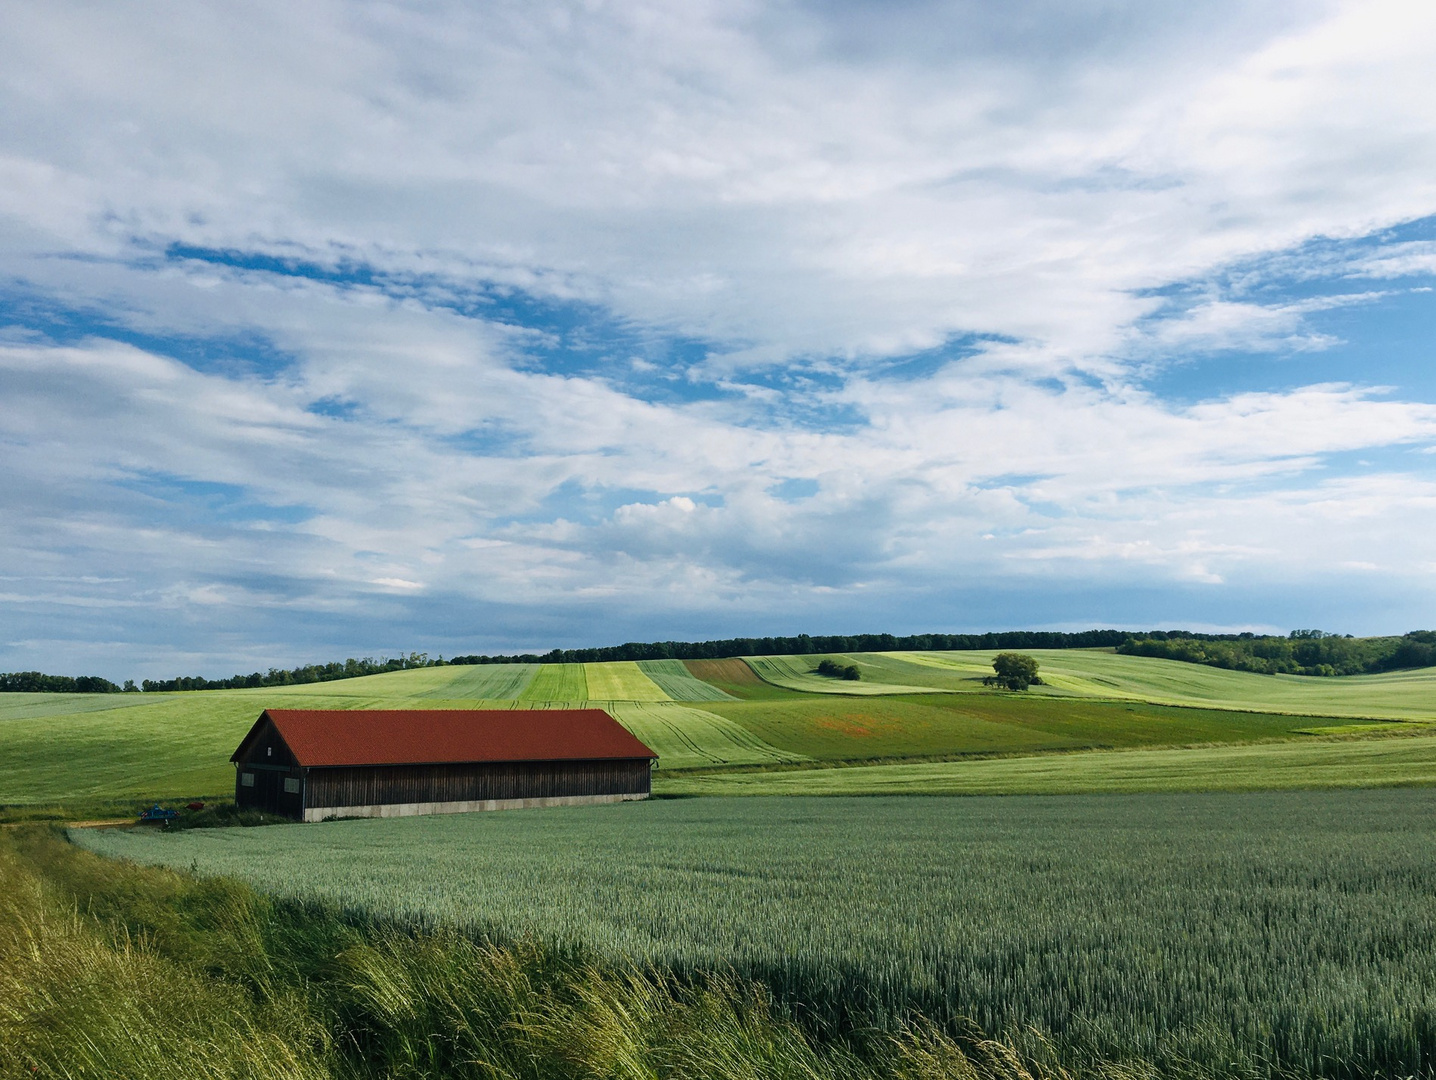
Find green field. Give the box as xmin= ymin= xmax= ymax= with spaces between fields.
xmin=517 ymin=663 xmax=588 ymax=702
xmin=76 ymin=789 xmax=1436 ymax=1078
xmin=0 ymin=692 xmax=174 ymax=721
xmin=581 ymin=660 xmax=670 ymax=701
xmin=741 ymin=648 xmax=1436 ymax=719
xmin=5 ymin=649 xmax=1436 ymax=813
xmin=703 ymin=693 xmax=1381 ymax=762
xmin=658 ymin=729 xmax=1436 ymax=796
xmin=636 ymin=659 xmax=735 ymax=700
xmin=609 ymin=703 xmax=807 ymax=768
xmin=745 ymin=653 xmax=936 ymax=694
xmin=683 ymin=657 xmax=801 ymax=699
xmin=889 ymin=649 xmax=1436 ymax=718
xmin=413 ymin=663 xmax=537 ymax=699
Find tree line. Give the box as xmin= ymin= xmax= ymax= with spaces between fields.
xmin=1116 ymin=630 xmax=1436 ymax=677
xmin=9 ymin=627 xmax=1436 ymax=694
xmin=450 ymin=629 xmax=1135 ymax=666
xmin=136 ymin=652 xmax=437 ymax=692
xmin=0 ymin=672 xmax=124 ymax=694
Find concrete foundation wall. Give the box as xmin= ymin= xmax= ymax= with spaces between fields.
xmin=302 ymin=791 xmax=647 ymax=822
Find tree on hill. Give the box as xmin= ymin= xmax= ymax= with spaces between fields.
xmin=985 ymin=652 xmax=1042 ymax=691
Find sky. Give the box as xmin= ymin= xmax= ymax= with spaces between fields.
xmin=4 ymin=0 xmax=1436 ymax=679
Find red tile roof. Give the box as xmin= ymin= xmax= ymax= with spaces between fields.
xmin=233 ymin=708 xmax=656 ymax=768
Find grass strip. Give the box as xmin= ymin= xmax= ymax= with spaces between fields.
xmin=655 ymin=731 xmax=1436 ymax=796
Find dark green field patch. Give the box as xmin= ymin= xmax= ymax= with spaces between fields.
xmin=707 ymin=694 xmax=1391 ymax=763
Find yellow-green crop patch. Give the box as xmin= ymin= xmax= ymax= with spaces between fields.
xmin=518 ymin=663 xmax=588 ymax=702
xmin=582 ymin=661 xmax=670 ymax=702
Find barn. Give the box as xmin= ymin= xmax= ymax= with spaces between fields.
xmin=231 ymin=708 xmax=656 ymax=822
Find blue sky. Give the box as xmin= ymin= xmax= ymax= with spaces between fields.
xmin=3 ymin=0 xmax=1436 ymax=678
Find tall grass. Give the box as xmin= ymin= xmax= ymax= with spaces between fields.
xmin=79 ymin=789 xmax=1436 ymax=1078
xmin=3 ymin=827 xmax=1083 ymax=1080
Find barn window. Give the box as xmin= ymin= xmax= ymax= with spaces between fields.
xmin=240 ymin=772 xmax=255 ymax=787
xmin=283 ymin=777 xmax=300 ymax=794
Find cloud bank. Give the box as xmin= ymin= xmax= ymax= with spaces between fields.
xmin=3 ymin=0 xmax=1436 ymax=675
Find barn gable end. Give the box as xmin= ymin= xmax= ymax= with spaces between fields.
xmin=231 ymin=713 xmax=305 ymax=817
xmin=231 ymin=708 xmax=656 ymax=822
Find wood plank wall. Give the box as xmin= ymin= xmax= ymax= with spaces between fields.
xmin=305 ymin=758 xmax=651 ymax=810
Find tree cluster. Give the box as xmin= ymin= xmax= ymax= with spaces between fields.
xmin=0 ymin=672 xmax=122 ymax=694
xmin=138 ymin=652 xmax=437 ymax=693
xmin=816 ymin=658 xmax=861 ymax=680
xmin=1116 ymin=631 xmax=1436 ymax=677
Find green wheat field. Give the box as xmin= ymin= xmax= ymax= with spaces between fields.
xmin=75 ymin=789 xmax=1436 ymax=1078
xmin=8 ymin=647 xmax=1436 ymax=1078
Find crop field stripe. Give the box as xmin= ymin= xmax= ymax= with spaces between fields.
xmin=518 ymin=664 xmax=589 ymax=703
xmin=744 ymin=655 xmax=934 ymax=695
xmin=76 ymin=789 xmax=1436 ymax=1079
xmin=582 ymin=662 xmax=671 ymax=702
xmin=634 ymin=660 xmax=736 ymax=701
xmin=610 ymin=703 xmax=808 ymax=769
xmin=0 ymin=693 xmax=171 ymax=722
xmin=895 ymin=649 xmax=1436 ymax=719
xmin=655 ymin=731 xmax=1436 ymax=797
xmin=701 ymin=695 xmax=1377 ymax=764
xmin=417 ymin=664 xmax=538 ymax=700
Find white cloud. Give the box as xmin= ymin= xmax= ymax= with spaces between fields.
xmin=4 ymin=1 xmax=1436 ymax=671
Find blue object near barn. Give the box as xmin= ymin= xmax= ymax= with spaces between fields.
xmin=138 ymin=804 xmax=177 ymax=826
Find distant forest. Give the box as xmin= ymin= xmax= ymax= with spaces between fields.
xmin=1118 ymin=629 xmax=1436 ymax=677
xmin=5 ymin=628 xmax=1436 ymax=693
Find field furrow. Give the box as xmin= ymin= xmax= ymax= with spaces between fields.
xmin=417 ymin=663 xmax=538 ymax=699
xmin=635 ymin=660 xmax=735 ymax=701
xmin=609 ymin=702 xmax=807 ymax=769
xmin=518 ymin=664 xmax=589 ymax=703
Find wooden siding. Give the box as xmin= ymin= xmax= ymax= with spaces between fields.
xmin=234 ymin=762 xmax=305 ymax=817
xmin=305 ymin=758 xmax=651 ymax=812
xmin=234 ymin=715 xmax=304 ymax=816
xmin=234 ymin=716 xmax=300 ymax=769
